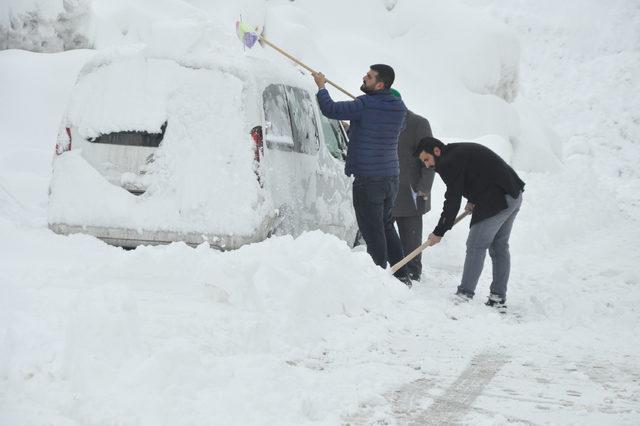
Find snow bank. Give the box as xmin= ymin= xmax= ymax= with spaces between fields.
xmin=0 ymin=226 xmax=414 ymax=425
xmin=0 ymin=0 xmax=92 ymax=51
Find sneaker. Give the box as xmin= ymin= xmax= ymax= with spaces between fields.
xmin=485 ymin=294 xmax=507 ymax=313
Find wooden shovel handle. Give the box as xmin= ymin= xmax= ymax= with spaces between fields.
xmin=259 ymin=37 xmax=356 ymax=99
xmin=390 ymin=210 xmax=471 ymax=274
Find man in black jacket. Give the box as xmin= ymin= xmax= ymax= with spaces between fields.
xmin=415 ymin=137 xmax=525 ymax=308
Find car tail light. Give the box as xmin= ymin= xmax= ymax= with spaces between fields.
xmin=250 ymin=125 xmax=263 ymax=162
xmin=55 ymin=127 xmax=72 ymax=155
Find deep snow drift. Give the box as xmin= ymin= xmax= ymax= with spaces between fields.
xmin=1 ymin=0 xmax=639 ymax=424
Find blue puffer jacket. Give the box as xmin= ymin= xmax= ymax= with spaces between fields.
xmin=316 ymin=88 xmax=406 ymax=177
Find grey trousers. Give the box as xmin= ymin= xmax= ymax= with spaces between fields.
xmin=457 ymin=192 xmax=523 ymax=300
xmin=394 ymin=215 xmax=423 ymax=279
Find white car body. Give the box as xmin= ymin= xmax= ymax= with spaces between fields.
xmin=48 ymin=47 xmax=357 ymax=249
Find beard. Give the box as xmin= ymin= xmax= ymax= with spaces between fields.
xmin=360 ymin=82 xmax=374 ymax=94
xmin=433 ymin=153 xmax=442 ymax=169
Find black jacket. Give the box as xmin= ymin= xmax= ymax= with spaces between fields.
xmin=433 ymin=143 xmax=525 ymax=237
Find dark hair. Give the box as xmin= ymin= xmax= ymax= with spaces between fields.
xmin=414 ymin=136 xmax=446 ymax=157
xmin=370 ymin=64 xmax=395 ymax=89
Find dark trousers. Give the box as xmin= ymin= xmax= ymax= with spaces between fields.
xmin=394 ymin=215 xmax=423 ymax=280
xmin=352 ymin=176 xmax=406 ymax=276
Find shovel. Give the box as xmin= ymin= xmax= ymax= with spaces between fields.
xmin=390 ymin=210 xmax=471 ymax=274
xmin=236 ymin=21 xmax=356 ymax=99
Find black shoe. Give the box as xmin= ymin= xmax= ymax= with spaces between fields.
xmin=397 ymin=274 xmax=413 ymax=289
xmin=485 ymin=294 xmax=507 ymax=312
xmin=408 ymin=272 xmax=421 ymax=282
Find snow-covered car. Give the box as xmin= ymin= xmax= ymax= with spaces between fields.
xmin=48 ymin=46 xmax=357 ymax=249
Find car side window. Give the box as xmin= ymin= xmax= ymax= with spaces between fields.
xmin=284 ymin=86 xmax=319 ymax=155
xmin=262 ymin=84 xmax=294 ymax=150
xmin=320 ymin=115 xmax=347 ymax=160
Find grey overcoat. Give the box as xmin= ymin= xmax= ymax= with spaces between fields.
xmin=392 ymin=111 xmax=436 ymax=217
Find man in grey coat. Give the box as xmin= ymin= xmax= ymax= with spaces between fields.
xmin=390 ymin=90 xmax=435 ymax=281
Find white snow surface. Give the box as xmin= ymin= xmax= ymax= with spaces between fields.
xmin=1 ymin=0 xmax=640 ymax=425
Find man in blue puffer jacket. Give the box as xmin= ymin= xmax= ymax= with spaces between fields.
xmin=312 ymin=64 xmax=411 ymax=286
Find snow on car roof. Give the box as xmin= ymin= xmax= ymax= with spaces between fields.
xmin=66 ymin=38 xmax=319 ymax=139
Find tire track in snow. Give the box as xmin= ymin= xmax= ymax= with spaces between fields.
xmin=345 ymin=350 xmax=510 ymax=425
xmin=416 ymin=351 xmax=510 ymax=425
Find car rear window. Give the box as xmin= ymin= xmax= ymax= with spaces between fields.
xmin=90 ymin=121 xmax=167 ymax=147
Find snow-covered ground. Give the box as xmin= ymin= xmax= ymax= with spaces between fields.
xmin=1 ymin=0 xmax=639 ymax=424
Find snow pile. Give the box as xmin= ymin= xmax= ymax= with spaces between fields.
xmin=469 ymin=0 xmax=640 ymax=201
xmin=2 ymin=199 xmax=639 ymax=424
xmin=0 ymin=227 xmax=413 ymax=425
xmin=0 ymin=0 xmax=92 ymax=51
